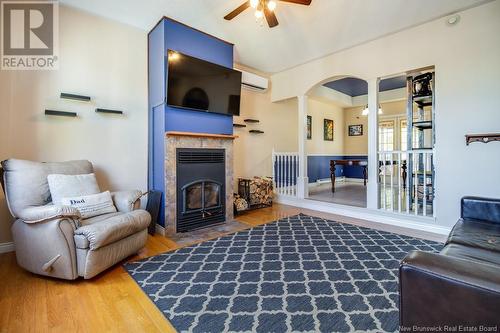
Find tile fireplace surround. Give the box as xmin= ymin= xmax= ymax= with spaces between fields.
xmin=164 ymin=131 xmax=237 ymax=236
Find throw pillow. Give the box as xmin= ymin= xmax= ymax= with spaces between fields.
xmin=61 ymin=191 xmax=117 ymax=219
xmin=47 ymin=173 xmax=100 ymax=204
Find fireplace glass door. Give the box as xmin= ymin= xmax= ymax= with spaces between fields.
xmin=183 ymin=180 xmax=222 ymax=214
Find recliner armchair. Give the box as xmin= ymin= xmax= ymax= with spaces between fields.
xmin=0 ymin=159 xmax=151 ymax=280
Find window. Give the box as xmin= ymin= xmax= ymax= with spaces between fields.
xmin=378 ymin=120 xmax=394 ymax=151
xmin=400 ymin=119 xmax=407 ymax=151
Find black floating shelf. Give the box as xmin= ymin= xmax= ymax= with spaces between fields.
xmin=412 ymin=95 xmax=432 ymax=107
xmin=413 ymin=121 xmax=433 ymax=130
xmin=414 ymin=100 xmax=432 ymax=108
xmin=45 ymin=109 xmax=77 ymax=117
xmin=96 ymin=108 xmax=123 ymax=115
xmin=60 ymin=93 xmax=91 ymax=102
xmin=244 ymin=119 xmax=259 ymax=123
xmin=249 ymin=130 xmax=264 ymax=134
xmin=233 ymin=123 xmax=246 ymax=128
xmin=413 ymin=94 xmax=432 ymax=100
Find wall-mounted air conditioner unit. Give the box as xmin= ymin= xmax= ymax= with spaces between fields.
xmin=240 ymin=70 xmax=269 ymax=92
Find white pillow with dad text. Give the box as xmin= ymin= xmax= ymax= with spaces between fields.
xmin=61 ymin=191 xmax=117 ymax=219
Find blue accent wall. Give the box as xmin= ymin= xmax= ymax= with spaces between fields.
xmin=163 ymin=19 xmax=234 ymax=135
xmin=148 ymin=18 xmax=235 ymax=226
xmin=308 ymin=155 xmax=368 ymax=183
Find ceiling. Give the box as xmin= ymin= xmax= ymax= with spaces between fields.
xmin=324 ymin=76 xmax=406 ymax=97
xmin=60 ymin=0 xmax=490 ymax=73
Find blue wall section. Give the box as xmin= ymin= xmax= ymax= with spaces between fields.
xmin=148 ymin=17 xmax=235 ymax=226
xmin=165 ymin=109 xmax=233 ymax=135
xmin=342 ymin=155 xmax=368 ymax=179
xmin=308 ymin=155 xmax=368 ymax=183
xmin=308 ymin=156 xmax=343 ymax=183
xmin=148 ymin=22 xmax=167 ymax=226
xmin=148 ymin=22 xmax=165 ymax=190
xmin=164 ymin=20 xmax=234 ymax=136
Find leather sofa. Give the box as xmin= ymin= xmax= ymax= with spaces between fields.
xmin=400 ymin=197 xmax=500 ymax=329
xmin=1 ymin=159 xmax=151 ymax=280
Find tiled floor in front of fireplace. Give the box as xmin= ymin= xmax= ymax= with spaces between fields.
xmin=165 ymin=219 xmax=249 ymax=246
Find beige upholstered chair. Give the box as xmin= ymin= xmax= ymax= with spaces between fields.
xmin=0 ymin=159 xmax=151 ymax=280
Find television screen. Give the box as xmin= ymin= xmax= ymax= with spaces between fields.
xmin=167 ymin=51 xmax=242 ymax=116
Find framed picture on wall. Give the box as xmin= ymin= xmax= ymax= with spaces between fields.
xmin=348 ymin=124 xmax=363 ymax=136
xmin=307 ymin=115 xmax=312 ymax=139
xmin=323 ymin=119 xmax=334 ymax=141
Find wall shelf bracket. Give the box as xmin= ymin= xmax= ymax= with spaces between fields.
xmin=465 ymin=133 xmax=500 ymax=145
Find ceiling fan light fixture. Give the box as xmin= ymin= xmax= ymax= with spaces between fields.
xmin=224 ymin=0 xmax=312 ymax=28
xmin=267 ymin=1 xmax=277 ymax=11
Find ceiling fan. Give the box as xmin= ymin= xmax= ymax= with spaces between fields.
xmin=224 ymin=0 xmax=312 ymax=28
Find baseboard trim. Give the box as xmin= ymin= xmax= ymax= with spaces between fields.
xmin=155 ymin=224 xmax=165 ymax=236
xmin=309 ymin=177 xmax=344 ymax=188
xmin=345 ymin=178 xmax=365 ymax=183
xmin=0 ymin=242 xmax=14 ymax=253
xmin=275 ymin=195 xmax=451 ymax=237
xmin=309 ymin=177 xmax=365 ymax=188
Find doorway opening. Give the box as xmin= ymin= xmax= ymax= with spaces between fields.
xmin=304 ymin=76 xmax=369 ymax=208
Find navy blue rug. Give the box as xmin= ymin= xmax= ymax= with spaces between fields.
xmin=124 ymin=214 xmax=442 ymax=332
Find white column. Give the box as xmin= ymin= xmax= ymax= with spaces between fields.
xmin=367 ymin=79 xmax=379 ymax=209
xmin=297 ymin=95 xmax=309 ymax=199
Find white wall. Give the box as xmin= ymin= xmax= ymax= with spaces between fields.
xmin=0 ymin=6 xmax=148 ymax=243
xmin=343 ymin=106 xmax=368 ymax=156
xmin=343 ymin=100 xmax=407 ymax=155
xmin=233 ymin=64 xmax=298 ymax=182
xmin=233 ymin=83 xmax=346 ymax=184
xmin=233 ymin=82 xmax=298 ymax=183
xmin=270 ymin=1 xmax=500 ymax=229
xmin=306 ymin=98 xmax=344 ymax=155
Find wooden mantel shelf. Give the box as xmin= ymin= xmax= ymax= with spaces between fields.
xmin=166 ymin=131 xmax=238 ymax=140
xmin=465 ymin=133 xmax=500 ymax=145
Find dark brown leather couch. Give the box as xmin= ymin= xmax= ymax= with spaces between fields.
xmin=399 ymin=196 xmax=500 ymax=330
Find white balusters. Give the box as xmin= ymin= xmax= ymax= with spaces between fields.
xmin=272 ymin=151 xmax=299 ymax=197
xmin=397 ymin=152 xmax=402 ymax=214
xmin=382 ymin=152 xmax=386 ymax=210
xmin=377 ymin=150 xmax=434 ymax=218
xmin=406 ymin=153 xmax=410 ymax=215
xmin=423 ymin=152 xmax=427 ymax=217
xmin=413 ymin=152 xmax=418 ymax=216
xmin=390 ymin=152 xmax=394 ymax=211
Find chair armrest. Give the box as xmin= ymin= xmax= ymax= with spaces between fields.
xmin=12 ymin=217 xmax=79 ymax=279
xmin=461 ymin=196 xmax=500 ymax=224
xmin=17 ymin=205 xmax=81 ymax=223
xmin=110 ymin=190 xmax=143 ymax=212
xmin=399 ymin=251 xmax=500 ymax=328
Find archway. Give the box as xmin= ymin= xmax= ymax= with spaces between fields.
xmin=303 ymin=76 xmax=370 ymax=208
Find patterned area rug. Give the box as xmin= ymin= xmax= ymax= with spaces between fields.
xmin=124 ymin=214 xmax=442 ymax=333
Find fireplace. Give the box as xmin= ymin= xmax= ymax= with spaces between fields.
xmin=176 ymin=148 xmax=226 ymax=232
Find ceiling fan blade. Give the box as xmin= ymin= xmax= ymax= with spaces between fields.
xmin=264 ymin=7 xmax=279 ymax=28
xmin=279 ymin=0 xmax=312 ymax=5
xmin=224 ymin=1 xmax=251 ymax=20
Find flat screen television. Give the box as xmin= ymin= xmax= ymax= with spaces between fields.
xmin=166 ymin=51 xmax=242 ymax=116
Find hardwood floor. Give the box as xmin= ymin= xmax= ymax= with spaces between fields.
xmin=0 ymin=204 xmax=445 ymax=333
